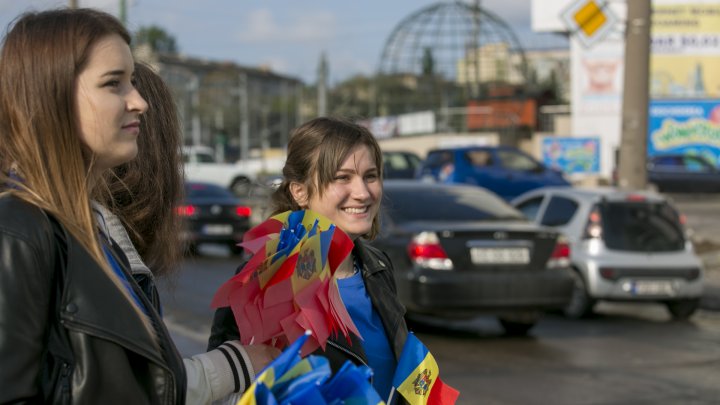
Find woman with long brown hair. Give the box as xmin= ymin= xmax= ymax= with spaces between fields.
xmin=96 ymin=62 xmax=279 ymax=403
xmin=1 ymin=8 xmax=179 ymax=403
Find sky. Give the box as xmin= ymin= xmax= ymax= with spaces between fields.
xmin=0 ymin=0 xmax=567 ymax=84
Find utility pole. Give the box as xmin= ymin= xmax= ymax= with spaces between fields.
xmin=190 ymin=75 xmax=201 ymax=147
xmin=238 ymin=72 xmax=250 ymax=161
xmin=68 ymin=0 xmax=78 ymax=8
xmin=616 ymin=0 xmax=651 ymax=190
xmin=317 ymin=52 xmax=328 ymax=117
xmin=119 ymin=0 xmax=127 ymax=26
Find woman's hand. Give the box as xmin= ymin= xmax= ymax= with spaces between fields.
xmin=243 ymin=343 xmax=282 ymax=372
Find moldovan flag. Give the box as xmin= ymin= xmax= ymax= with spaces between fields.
xmin=389 ymin=333 xmax=459 ymax=405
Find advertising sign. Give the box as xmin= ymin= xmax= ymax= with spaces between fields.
xmin=398 ymin=111 xmax=436 ymax=136
xmin=648 ymin=99 xmax=720 ymax=166
xmin=542 ymin=137 xmax=601 ymax=174
xmin=651 ymin=3 xmax=720 ymax=98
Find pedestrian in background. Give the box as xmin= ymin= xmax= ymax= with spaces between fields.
xmin=208 ymin=117 xmax=410 ymax=400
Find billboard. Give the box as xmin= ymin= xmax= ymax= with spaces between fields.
xmin=651 ymin=2 xmax=720 ymax=99
xmin=542 ymin=137 xmax=601 ymax=174
xmin=648 ymin=99 xmax=720 ymax=166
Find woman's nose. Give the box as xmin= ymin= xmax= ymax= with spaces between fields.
xmin=351 ymin=177 xmax=370 ymax=199
xmin=128 ymin=88 xmax=148 ymax=114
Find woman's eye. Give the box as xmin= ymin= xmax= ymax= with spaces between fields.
xmin=334 ymin=174 xmax=350 ymax=181
xmin=103 ymin=80 xmax=121 ymax=88
xmin=365 ymin=173 xmax=379 ymax=181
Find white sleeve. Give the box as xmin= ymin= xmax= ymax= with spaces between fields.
xmin=184 ymin=341 xmax=256 ymax=405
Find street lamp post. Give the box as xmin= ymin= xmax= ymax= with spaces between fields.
xmin=161 ymin=65 xmax=202 ymax=146
xmin=190 ymin=75 xmax=201 ymax=147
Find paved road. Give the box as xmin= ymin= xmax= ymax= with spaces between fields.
xmin=159 ymin=252 xmax=720 ymax=404
xmin=157 ymin=193 xmax=720 ymax=403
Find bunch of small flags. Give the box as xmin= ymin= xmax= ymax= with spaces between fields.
xmin=237 ymin=331 xmax=386 ymax=405
xmin=211 ymin=210 xmax=359 ymax=355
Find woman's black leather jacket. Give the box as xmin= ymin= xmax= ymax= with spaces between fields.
xmin=0 ymin=195 xmax=186 ymax=404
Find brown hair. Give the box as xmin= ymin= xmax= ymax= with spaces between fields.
xmin=0 ymin=8 xmax=132 ymax=268
xmin=271 ymin=117 xmax=384 ymax=239
xmin=100 ymin=62 xmax=184 ymax=277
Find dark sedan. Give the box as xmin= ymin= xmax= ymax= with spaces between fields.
xmin=647 ymin=154 xmax=720 ymax=193
xmin=372 ymin=180 xmax=574 ymax=334
xmin=178 ymin=182 xmax=252 ymax=255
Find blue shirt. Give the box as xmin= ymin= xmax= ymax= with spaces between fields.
xmin=338 ymin=270 xmax=397 ymax=399
xmin=102 ymin=242 xmax=148 ymax=315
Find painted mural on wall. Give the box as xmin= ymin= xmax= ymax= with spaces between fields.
xmin=648 ymin=99 xmax=720 ymax=166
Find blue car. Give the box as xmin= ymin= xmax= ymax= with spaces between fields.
xmin=416 ymin=146 xmax=570 ymax=200
xmin=647 ymin=154 xmax=720 ymax=193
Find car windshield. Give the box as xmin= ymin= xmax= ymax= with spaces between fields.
xmin=600 ymin=201 xmax=685 ymax=252
xmin=383 ymin=185 xmax=525 ymax=223
xmin=185 ymin=183 xmax=234 ymax=199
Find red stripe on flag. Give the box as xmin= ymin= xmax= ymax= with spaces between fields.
xmin=427 ymin=377 xmax=459 ymax=405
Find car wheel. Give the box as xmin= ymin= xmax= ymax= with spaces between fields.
xmin=230 ymin=177 xmax=252 ymax=196
xmin=564 ymin=269 xmax=595 ymax=319
xmin=666 ymin=299 xmax=699 ymax=320
xmin=498 ymin=313 xmax=539 ymax=336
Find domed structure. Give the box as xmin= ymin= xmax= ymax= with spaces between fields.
xmin=376 ymin=1 xmax=528 ymax=114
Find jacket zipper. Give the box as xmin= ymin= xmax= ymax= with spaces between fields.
xmin=57 ymin=362 xmax=71 ymax=404
xmin=326 ymin=340 xmax=368 ymax=367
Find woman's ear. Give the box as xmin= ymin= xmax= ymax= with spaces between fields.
xmin=289 ymin=182 xmax=308 ymax=207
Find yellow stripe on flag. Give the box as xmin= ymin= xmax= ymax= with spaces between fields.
xmin=270 ymin=211 xmax=291 ymax=224
xmin=275 ymin=357 xmax=314 ymax=385
xmin=291 ymin=233 xmax=326 ymax=292
xmin=396 ymin=351 xmax=440 ymax=405
xmin=237 ymin=368 xmax=276 ymax=405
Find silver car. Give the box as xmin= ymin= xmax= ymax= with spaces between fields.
xmin=511 ymin=187 xmax=704 ymax=319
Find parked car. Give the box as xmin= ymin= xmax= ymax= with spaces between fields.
xmin=178 ymin=181 xmax=253 ymax=255
xmin=183 ymin=146 xmax=256 ymax=196
xmin=416 ymin=145 xmax=570 ymax=200
xmin=382 ymin=150 xmax=422 ymax=179
xmin=372 ymin=180 xmax=575 ymax=335
xmin=511 ymin=187 xmax=704 ymax=319
xmin=647 ymin=154 xmax=720 ymax=193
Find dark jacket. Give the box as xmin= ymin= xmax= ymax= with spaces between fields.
xmin=208 ymin=239 xmax=409 ymax=374
xmin=0 ymin=195 xmax=186 ymax=404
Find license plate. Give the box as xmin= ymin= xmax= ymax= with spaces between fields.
xmin=470 ymin=247 xmax=530 ymax=264
xmin=202 ymin=224 xmax=233 ymax=235
xmin=627 ymin=280 xmax=675 ymax=296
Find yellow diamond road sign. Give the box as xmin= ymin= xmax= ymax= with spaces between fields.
xmin=561 ymin=0 xmax=618 ymax=48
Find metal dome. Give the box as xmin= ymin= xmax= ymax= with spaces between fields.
xmin=377 ymin=1 xmax=528 ymax=95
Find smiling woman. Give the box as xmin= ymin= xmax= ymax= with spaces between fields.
xmin=208 ymin=117 xmax=411 ymax=400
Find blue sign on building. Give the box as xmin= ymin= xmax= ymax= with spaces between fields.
xmin=542 ymin=137 xmax=600 ymax=175
xmin=648 ymin=99 xmax=720 ymax=166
